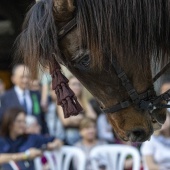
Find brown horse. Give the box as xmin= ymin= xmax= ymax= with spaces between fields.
xmin=17 ymin=0 xmax=170 ymax=142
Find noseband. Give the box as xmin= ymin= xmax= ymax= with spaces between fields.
xmin=58 ymin=17 xmax=170 ymax=114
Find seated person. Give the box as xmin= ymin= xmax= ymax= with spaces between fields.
xmin=45 ymin=83 xmax=65 ymax=140
xmin=141 ymin=112 xmax=170 ymax=170
xmin=89 ymin=99 xmax=115 ymax=143
xmin=74 ymin=117 xmax=107 ymax=170
xmin=26 ymin=115 xmax=53 ymax=170
xmin=26 ymin=115 xmax=41 ymax=134
xmin=0 ymin=107 xmax=62 ymax=170
xmin=97 ymin=113 xmax=115 ymax=144
xmin=141 ymin=82 xmax=170 ymax=170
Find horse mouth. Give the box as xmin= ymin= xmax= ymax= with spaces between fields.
xmin=120 ymin=132 xmax=152 ymax=142
xmin=119 ymin=120 xmax=154 ymax=142
xmin=128 ymin=133 xmax=151 ymax=142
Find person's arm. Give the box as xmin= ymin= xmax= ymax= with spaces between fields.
xmin=144 ymin=155 xmax=160 ymax=170
xmin=0 ymin=148 xmax=42 ymax=165
xmin=141 ymin=137 xmax=159 ymax=170
xmin=46 ymin=139 xmax=63 ymax=150
xmin=57 ymin=106 xmax=84 ymax=127
xmin=85 ymin=103 xmax=97 ymax=120
xmin=124 ymin=158 xmax=133 ymax=170
xmin=97 ymin=114 xmax=114 ymax=141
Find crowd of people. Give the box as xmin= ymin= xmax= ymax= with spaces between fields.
xmin=0 ymin=64 xmax=170 ymax=170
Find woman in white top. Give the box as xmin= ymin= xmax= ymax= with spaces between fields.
xmin=141 ymin=112 xmax=170 ymax=170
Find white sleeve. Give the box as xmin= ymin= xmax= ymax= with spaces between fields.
xmin=140 ymin=137 xmax=155 ymax=156
xmin=97 ymin=114 xmax=114 ymax=141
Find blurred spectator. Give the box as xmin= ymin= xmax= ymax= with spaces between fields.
xmin=57 ymin=76 xmax=96 ymax=145
xmin=89 ymin=98 xmax=115 ymax=143
xmin=114 ymin=136 xmax=141 ymax=170
xmin=141 ymin=82 xmax=170 ymax=170
xmin=97 ymin=113 xmax=114 ymax=144
xmin=0 ymin=64 xmax=48 ymax=134
xmin=40 ymin=67 xmax=52 ymax=112
xmin=45 ymin=83 xmax=65 ymax=140
xmin=25 ymin=115 xmax=57 ymax=170
xmin=0 ymin=79 xmax=5 ymax=109
xmin=0 ymin=79 xmax=5 ymax=97
xmin=141 ymin=112 xmax=170 ymax=170
xmin=0 ymin=107 xmax=62 ymax=169
xmin=26 ymin=115 xmax=41 ymax=134
xmin=75 ymin=117 xmax=107 ymax=170
xmin=29 ymin=79 xmax=40 ymax=91
xmin=89 ymin=99 xmax=102 ymax=117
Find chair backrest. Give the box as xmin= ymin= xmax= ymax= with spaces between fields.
xmin=89 ymin=144 xmax=141 ymax=170
xmin=34 ymin=146 xmax=86 ymax=170
xmin=53 ymin=146 xmax=86 ymax=170
xmin=8 ymin=161 xmax=20 ymax=170
xmin=34 ymin=151 xmax=56 ymax=170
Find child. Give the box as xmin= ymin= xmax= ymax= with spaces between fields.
xmin=75 ymin=117 xmax=107 ymax=170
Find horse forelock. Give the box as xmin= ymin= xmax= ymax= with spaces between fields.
xmin=77 ymin=0 xmax=170 ymax=72
xmin=16 ymin=0 xmax=61 ymax=78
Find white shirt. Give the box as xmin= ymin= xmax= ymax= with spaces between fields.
xmin=14 ymin=86 xmax=32 ymax=115
xmin=97 ymin=114 xmax=114 ymax=143
xmin=141 ymin=135 xmax=170 ymax=170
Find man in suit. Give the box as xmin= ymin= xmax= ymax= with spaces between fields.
xmin=0 ymin=64 xmax=48 ymax=134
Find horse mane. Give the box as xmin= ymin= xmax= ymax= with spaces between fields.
xmin=16 ymin=0 xmax=60 ymax=78
xmin=16 ymin=0 xmax=170 ymax=77
xmin=77 ymin=0 xmax=170 ymax=70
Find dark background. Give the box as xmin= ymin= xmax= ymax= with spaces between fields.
xmin=0 ymin=0 xmax=34 ymax=88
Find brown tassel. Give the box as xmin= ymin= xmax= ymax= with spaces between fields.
xmin=66 ymin=97 xmax=79 ymax=116
xmin=56 ymin=71 xmax=69 ymax=84
xmin=73 ymin=96 xmax=84 ymax=113
xmin=51 ymin=73 xmax=58 ymax=90
xmin=61 ymin=83 xmax=74 ymax=98
xmin=61 ymin=101 xmax=69 ymax=118
xmin=50 ymin=62 xmax=83 ymax=118
xmin=56 ymin=87 xmax=62 ymax=105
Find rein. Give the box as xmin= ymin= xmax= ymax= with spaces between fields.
xmin=55 ymin=17 xmax=170 ymax=116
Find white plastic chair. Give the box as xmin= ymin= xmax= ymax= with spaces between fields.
xmin=8 ymin=161 xmax=20 ymax=170
xmin=34 ymin=146 xmax=86 ymax=170
xmin=89 ymin=144 xmax=141 ymax=170
xmin=34 ymin=151 xmax=56 ymax=170
xmin=53 ymin=146 xmax=86 ymax=170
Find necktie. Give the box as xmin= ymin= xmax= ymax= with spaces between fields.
xmin=23 ymin=92 xmax=28 ymax=114
xmin=32 ymin=94 xmax=40 ymax=115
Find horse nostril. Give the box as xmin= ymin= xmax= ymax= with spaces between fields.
xmin=128 ymin=128 xmax=146 ymax=142
xmin=132 ymin=129 xmax=144 ymax=137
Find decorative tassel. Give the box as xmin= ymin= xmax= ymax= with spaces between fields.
xmin=73 ymin=96 xmax=83 ymax=113
xmin=50 ymin=62 xmax=83 ymax=118
xmin=56 ymin=71 xmax=69 ymax=84
xmin=66 ymin=97 xmax=79 ymax=116
xmin=61 ymin=83 xmax=74 ymax=98
xmin=51 ymin=73 xmax=58 ymax=90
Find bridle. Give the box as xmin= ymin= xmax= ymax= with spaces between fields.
xmin=58 ymin=17 xmax=170 ymax=114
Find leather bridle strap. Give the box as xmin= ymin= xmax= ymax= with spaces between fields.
xmin=58 ymin=18 xmax=77 ymax=40
xmin=153 ymin=62 xmax=170 ymax=82
xmin=102 ymin=59 xmax=170 ymax=113
xmin=111 ymin=58 xmax=141 ymax=105
xmin=102 ymin=87 xmax=156 ymax=113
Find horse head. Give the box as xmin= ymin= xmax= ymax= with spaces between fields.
xmin=18 ymin=0 xmax=170 ymax=142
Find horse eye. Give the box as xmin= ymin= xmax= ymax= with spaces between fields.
xmin=74 ymin=55 xmax=90 ymax=71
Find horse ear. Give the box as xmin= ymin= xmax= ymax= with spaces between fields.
xmin=54 ymin=0 xmax=75 ymax=21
